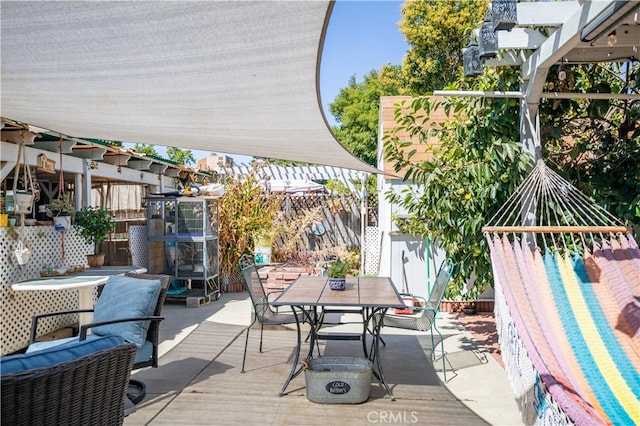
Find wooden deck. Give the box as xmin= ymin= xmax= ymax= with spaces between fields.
xmin=124 ymin=294 xmax=521 ymax=425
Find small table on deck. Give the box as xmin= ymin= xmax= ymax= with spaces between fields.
xmin=12 ymin=266 xmax=146 ymax=325
xmin=271 ymin=275 xmax=405 ymax=400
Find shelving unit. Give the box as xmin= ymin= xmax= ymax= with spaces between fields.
xmin=147 ymin=197 xmax=220 ymax=303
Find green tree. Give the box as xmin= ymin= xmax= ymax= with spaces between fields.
xmin=399 ymin=0 xmax=486 ymax=95
xmin=540 ymin=62 xmax=640 ymax=226
xmin=384 ymin=67 xmax=533 ymax=300
xmin=167 ymin=147 xmax=196 ymax=165
xmin=133 ymin=143 xmax=159 ymax=156
xmin=329 ymin=67 xmax=402 ymax=166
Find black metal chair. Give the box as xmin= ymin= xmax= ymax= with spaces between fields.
xmin=28 ymin=273 xmax=171 ymax=405
xmin=238 ymin=254 xmax=300 ymax=372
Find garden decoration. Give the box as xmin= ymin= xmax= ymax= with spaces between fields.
xmin=14 ymin=239 xmax=31 ymax=266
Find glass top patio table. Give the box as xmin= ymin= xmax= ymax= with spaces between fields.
xmin=271 ymin=275 xmax=405 ymax=400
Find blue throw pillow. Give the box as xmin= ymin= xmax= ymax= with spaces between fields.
xmin=91 ymin=275 xmax=161 ymax=348
xmin=1 ymin=335 xmax=126 ymax=374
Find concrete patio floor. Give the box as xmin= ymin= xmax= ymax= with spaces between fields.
xmin=124 ymin=292 xmax=524 ymax=425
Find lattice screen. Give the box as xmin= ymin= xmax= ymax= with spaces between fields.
xmin=364 ymin=226 xmax=380 ymax=275
xmin=1 ymin=226 xmax=91 ymax=355
xmin=128 ymin=225 xmax=148 ymax=268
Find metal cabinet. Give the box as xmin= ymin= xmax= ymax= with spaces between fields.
xmin=146 ymin=197 xmax=220 ymax=301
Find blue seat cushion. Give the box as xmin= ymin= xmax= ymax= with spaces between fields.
xmin=2 ymin=335 xmax=126 ymax=375
xmin=134 ymin=340 xmax=153 ymax=364
xmin=91 ymin=275 xmax=161 ymax=348
xmin=26 ymin=335 xmax=85 ymax=354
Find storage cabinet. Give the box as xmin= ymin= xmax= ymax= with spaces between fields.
xmin=147 ymin=197 xmax=220 ymax=301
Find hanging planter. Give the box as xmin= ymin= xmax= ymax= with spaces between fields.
xmin=14 ymin=191 xmax=34 ymax=214
xmin=14 ymin=241 xmax=31 ymax=266
xmin=46 ymin=193 xmax=75 ymax=231
xmin=12 ymin=132 xmax=36 ymax=215
xmin=53 ymin=214 xmax=72 ymax=231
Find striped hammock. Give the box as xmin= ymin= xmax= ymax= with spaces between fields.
xmin=483 ymin=161 xmax=639 ymax=425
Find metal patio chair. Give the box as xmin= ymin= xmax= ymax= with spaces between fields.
xmin=379 ymin=258 xmax=454 ymax=381
xmin=238 ymin=254 xmax=300 ymax=373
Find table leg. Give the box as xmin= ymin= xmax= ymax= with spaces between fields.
xmin=278 ymin=305 xmax=308 ymax=396
xmin=366 ymin=307 xmax=396 ymax=400
xmin=77 ymin=287 xmax=95 ymax=325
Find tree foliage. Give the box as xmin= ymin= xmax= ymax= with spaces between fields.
xmin=167 ymin=146 xmax=196 ymax=165
xmin=133 ymin=143 xmax=158 ymax=157
xmin=218 ymin=172 xmax=282 ymax=281
xmin=384 ymin=68 xmax=533 ymax=300
xmin=399 ymin=0 xmax=486 ymax=95
xmin=329 ymin=67 xmax=402 ymax=166
xmin=540 ymin=62 xmax=640 ymax=226
xmin=327 ymin=0 xmax=638 ymax=301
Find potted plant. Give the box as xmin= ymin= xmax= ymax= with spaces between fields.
xmin=74 ymin=206 xmax=116 ymax=268
xmin=326 ymin=260 xmax=349 ymax=291
xmin=45 ymin=193 xmax=75 ymax=231
xmin=253 ymin=229 xmax=274 ymax=265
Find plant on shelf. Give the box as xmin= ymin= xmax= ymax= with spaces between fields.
xmin=74 ymin=206 xmax=116 ymax=268
xmin=327 ymin=259 xmax=349 ymax=291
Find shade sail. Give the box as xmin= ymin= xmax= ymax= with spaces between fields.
xmin=1 ymin=1 xmax=378 ymax=173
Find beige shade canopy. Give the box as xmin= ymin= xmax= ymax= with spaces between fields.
xmin=1 ymin=1 xmax=378 ymax=173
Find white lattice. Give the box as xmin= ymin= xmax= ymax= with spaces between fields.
xmin=1 ymin=225 xmax=92 ymax=355
xmin=364 ymin=226 xmax=380 ymax=275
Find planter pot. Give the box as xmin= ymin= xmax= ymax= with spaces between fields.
xmin=462 ymin=306 xmax=477 ymax=315
xmin=254 ymin=246 xmax=271 ymax=265
xmin=53 ymin=215 xmax=71 ymax=231
xmin=86 ymin=253 xmax=105 ymax=268
xmin=328 ymin=278 xmax=346 ymax=291
xmin=14 ymin=191 xmax=34 ymax=214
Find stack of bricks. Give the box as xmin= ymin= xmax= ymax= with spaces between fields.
xmin=258 ymin=266 xmax=322 ymax=299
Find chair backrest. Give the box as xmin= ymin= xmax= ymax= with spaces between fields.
xmin=238 ymin=254 xmax=271 ymax=322
xmin=427 ymin=258 xmax=454 ymax=310
xmin=123 ymin=272 xmax=171 ymax=369
xmin=382 ymin=258 xmax=454 ymax=332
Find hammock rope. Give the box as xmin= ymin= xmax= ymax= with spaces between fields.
xmin=483 ymin=160 xmax=639 ymax=425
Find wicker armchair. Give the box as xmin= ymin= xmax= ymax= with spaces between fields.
xmin=1 ymin=338 xmax=136 ymax=426
xmin=28 ymin=273 xmax=171 ymax=405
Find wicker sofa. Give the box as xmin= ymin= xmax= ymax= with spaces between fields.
xmin=1 ymin=335 xmax=136 ymax=426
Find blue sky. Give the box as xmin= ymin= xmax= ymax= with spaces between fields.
xmin=320 ymin=0 xmax=407 ymax=127
xmin=153 ymin=1 xmax=409 ymax=164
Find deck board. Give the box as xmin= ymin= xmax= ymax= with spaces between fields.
xmin=125 ymin=320 xmax=489 ymax=425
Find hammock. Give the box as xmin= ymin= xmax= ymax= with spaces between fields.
xmin=483 ymin=160 xmax=639 ymax=426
